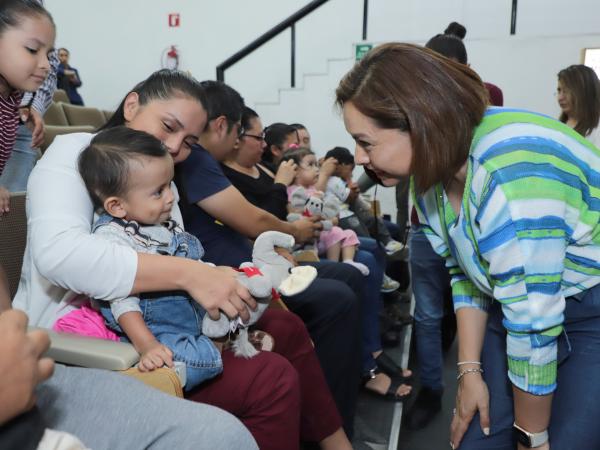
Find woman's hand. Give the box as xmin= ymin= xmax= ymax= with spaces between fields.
xmin=291 ymin=216 xmax=322 ymax=244
xmin=0 ymin=186 xmax=10 ymax=216
xmin=274 ymin=160 xmax=297 ymax=186
xmin=450 ymin=370 xmax=490 ymax=449
xmin=0 ymin=310 xmax=54 ymax=425
xmin=185 ymin=263 xmax=257 ymax=322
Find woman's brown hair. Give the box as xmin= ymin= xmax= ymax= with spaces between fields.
xmin=558 ymin=64 xmax=600 ymax=137
xmin=335 ymin=42 xmax=488 ymax=193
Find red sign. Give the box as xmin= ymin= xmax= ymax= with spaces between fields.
xmin=168 ymin=13 xmax=180 ymax=27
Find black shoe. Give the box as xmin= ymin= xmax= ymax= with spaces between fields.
xmin=406 ymin=387 xmax=442 ymax=430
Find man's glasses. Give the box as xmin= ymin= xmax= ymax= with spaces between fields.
xmin=241 ymin=132 xmax=266 ymax=142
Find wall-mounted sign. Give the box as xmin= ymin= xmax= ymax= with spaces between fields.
xmin=355 ymin=43 xmax=373 ymax=62
xmin=168 ymin=13 xmax=180 ymax=28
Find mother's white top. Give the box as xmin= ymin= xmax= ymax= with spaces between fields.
xmin=12 ymin=132 xmax=183 ymax=328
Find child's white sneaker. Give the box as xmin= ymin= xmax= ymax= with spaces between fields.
xmin=381 ymin=274 xmax=400 ymax=293
xmin=343 ymin=260 xmax=370 ymax=276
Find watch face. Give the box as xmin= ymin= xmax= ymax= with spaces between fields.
xmin=514 ymin=428 xmax=532 ymax=447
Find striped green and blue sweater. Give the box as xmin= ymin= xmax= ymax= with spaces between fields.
xmin=414 ymin=107 xmax=600 ymax=395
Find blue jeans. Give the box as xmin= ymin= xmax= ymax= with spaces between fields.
xmin=356 ymin=237 xmax=386 ymax=373
xmin=460 ymin=285 xmax=600 ymax=449
xmin=409 ymin=226 xmax=451 ymax=391
xmin=99 ymin=225 xmax=222 ymax=391
xmin=0 ymin=125 xmax=39 ymax=191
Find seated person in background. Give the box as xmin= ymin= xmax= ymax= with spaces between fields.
xmin=73 ymin=127 xmax=223 ymax=390
xmin=281 ymin=148 xmax=369 ymax=276
xmin=216 ymin=104 xmax=412 ymax=404
xmin=557 ymin=64 xmax=600 ymax=147
xmin=261 ymin=122 xmax=300 ymax=172
xmin=290 ymin=123 xmax=311 ymax=149
xmin=324 ymin=146 xmax=405 ymax=257
xmin=177 ymin=81 xmax=358 ymax=446
xmin=56 ymin=48 xmax=84 ymax=105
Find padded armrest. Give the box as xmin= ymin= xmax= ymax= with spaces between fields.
xmin=36 ymin=328 xmax=140 ymax=370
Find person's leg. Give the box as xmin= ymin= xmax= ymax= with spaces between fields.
xmin=459 ymin=303 xmax=515 ymax=450
xmin=406 ymin=227 xmax=453 ymax=428
xmin=283 ymin=262 xmax=361 ymax=438
xmin=0 ymin=125 xmax=40 ymax=192
xmin=255 ymin=309 xmax=346 ymax=445
xmin=548 ymin=286 xmax=600 ymax=448
xmin=409 ymin=227 xmax=450 ymax=392
xmin=37 ymin=365 xmax=258 ymax=450
xmin=187 ymin=347 xmax=301 ymax=450
xmin=325 ymin=241 xmax=342 ymax=261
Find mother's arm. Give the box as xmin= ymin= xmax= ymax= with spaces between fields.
xmin=27 ymin=134 xmax=253 ymax=321
xmin=198 ymin=185 xmax=319 ymax=244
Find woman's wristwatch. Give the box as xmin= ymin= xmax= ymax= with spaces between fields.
xmin=513 ymin=422 xmax=549 ymax=448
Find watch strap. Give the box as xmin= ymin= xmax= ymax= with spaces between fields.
xmin=513 ymin=422 xmax=549 ymax=448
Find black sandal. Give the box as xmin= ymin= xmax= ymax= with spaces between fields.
xmin=362 ymin=367 xmax=411 ymax=402
xmin=375 ymin=352 xmax=413 ymax=383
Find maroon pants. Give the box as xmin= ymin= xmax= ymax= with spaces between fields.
xmin=186 ymin=308 xmax=342 ymax=450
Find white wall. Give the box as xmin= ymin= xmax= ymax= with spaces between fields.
xmin=45 ymin=0 xmax=600 ymax=218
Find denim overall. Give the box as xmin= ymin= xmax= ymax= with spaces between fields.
xmin=94 ymin=215 xmax=223 ymax=390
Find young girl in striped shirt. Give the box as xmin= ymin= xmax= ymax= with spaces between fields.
xmin=0 ymin=0 xmax=55 ymax=213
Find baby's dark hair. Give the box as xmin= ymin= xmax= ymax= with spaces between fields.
xmin=78 ymin=126 xmax=167 ymax=208
xmin=325 ymin=146 xmax=354 ymax=166
xmin=278 ymin=147 xmax=314 ymax=167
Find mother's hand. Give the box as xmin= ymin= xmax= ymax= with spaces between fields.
xmin=450 ymin=371 xmax=490 ymax=449
xmin=186 ymin=263 xmax=257 ymax=322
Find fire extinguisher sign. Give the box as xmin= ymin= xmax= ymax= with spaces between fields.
xmin=168 ymin=13 xmax=180 ymax=27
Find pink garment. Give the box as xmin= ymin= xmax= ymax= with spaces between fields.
xmin=287 ymin=185 xmax=359 ymax=253
xmin=53 ymin=300 xmax=120 ymax=341
xmin=317 ymin=226 xmax=359 ymax=254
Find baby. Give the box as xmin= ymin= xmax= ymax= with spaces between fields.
xmin=77 ymin=126 xmax=225 ymax=391
xmin=281 ymin=147 xmax=369 ymax=275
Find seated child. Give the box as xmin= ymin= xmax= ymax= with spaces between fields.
xmin=281 ymin=148 xmax=369 ymax=276
xmin=324 ymin=146 xmax=405 ymax=257
xmin=77 ymin=127 xmax=225 ymax=391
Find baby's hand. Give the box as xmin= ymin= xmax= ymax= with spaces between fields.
xmin=138 ymin=341 xmax=173 ymax=372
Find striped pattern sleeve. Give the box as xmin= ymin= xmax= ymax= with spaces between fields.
xmin=473 ymin=159 xmax=565 ymax=395
xmin=412 ymin=183 xmax=493 ymax=313
xmin=21 ymin=51 xmax=58 ymax=115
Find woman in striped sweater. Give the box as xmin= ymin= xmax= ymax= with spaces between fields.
xmin=336 ymin=43 xmax=600 ymax=450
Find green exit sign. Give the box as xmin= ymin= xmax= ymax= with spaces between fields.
xmin=355 ymin=43 xmax=373 ymax=61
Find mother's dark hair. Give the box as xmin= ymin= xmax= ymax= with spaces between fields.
xmin=101 ymin=69 xmax=207 ymax=130
xmin=335 ymin=42 xmax=488 ymax=193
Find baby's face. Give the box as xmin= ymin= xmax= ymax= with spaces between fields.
xmin=120 ymin=155 xmax=175 ymax=224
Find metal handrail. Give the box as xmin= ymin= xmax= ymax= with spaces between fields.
xmin=216 ymin=0 xmax=331 ymax=86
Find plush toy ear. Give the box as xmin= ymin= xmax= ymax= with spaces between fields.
xmin=279 ymin=266 xmax=317 ymax=297
xmin=290 ymin=187 xmax=309 ymax=209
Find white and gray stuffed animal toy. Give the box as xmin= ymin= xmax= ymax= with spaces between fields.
xmin=202 ymin=231 xmax=317 ymax=358
xmin=286 ymin=187 xmax=340 ymax=231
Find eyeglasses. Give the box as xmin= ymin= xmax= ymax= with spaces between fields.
xmin=241 ymin=132 xmax=266 ymax=142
